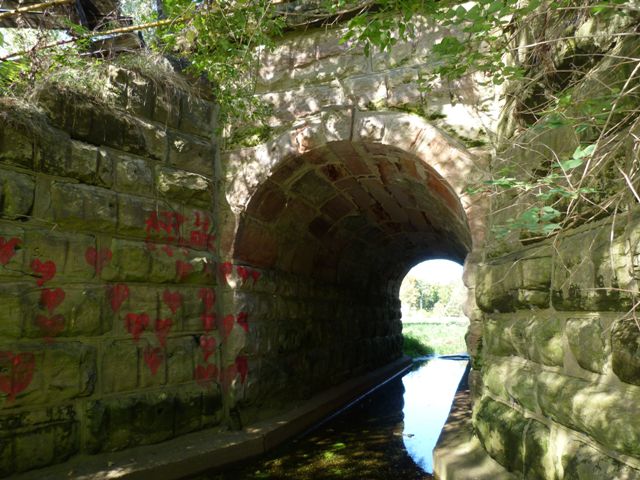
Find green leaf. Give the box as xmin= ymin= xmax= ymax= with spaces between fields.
xmin=572 ymin=144 xmax=596 ymax=160
xmin=558 ymin=158 xmax=584 ymax=170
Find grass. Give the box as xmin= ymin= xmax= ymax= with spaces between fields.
xmin=402 ymin=320 xmax=469 ymax=357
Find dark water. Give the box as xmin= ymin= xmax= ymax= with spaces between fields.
xmin=198 ymin=356 xmax=468 ymax=480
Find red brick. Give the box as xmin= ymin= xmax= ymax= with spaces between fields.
xmin=428 ymin=173 xmax=461 ymax=213
xmin=344 ymin=185 xmax=372 ymax=211
xmin=387 ymin=184 xmax=416 ymax=209
xmin=320 ymin=163 xmax=349 ymax=182
xmin=321 ymin=195 xmax=354 ymax=221
xmin=308 ymin=216 xmax=332 ymax=239
xmin=376 ymin=158 xmax=400 ymax=185
xmin=270 ymin=156 xmax=307 ymax=186
xmin=329 ymin=141 xmax=371 ymax=176
xmin=234 ymin=221 xmax=279 ymax=267
xmin=249 ymin=182 xmax=287 ymax=222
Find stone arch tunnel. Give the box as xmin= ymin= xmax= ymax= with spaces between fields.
xmin=218 ymin=109 xmax=483 ymax=419
xmin=6 ymin=3 xmax=640 ymax=478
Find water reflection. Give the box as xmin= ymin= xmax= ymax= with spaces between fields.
xmin=402 ymin=357 xmax=469 ymax=473
xmin=196 ymin=356 xmax=467 ymax=480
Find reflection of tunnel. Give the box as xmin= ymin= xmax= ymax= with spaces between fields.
xmin=224 ymin=113 xmax=476 ymax=416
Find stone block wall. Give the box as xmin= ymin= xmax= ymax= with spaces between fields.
xmin=469 ymin=212 xmax=640 ymax=478
xmin=0 ymin=68 xmax=222 ymax=476
xmin=220 ymin=267 xmax=402 ymax=424
xmin=234 ymin=14 xmax=502 ymax=149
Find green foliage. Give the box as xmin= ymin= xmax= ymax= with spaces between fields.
xmin=402 ymin=321 xmax=469 ymax=356
xmin=402 ymin=334 xmax=435 ymax=358
xmin=400 ymin=274 xmax=465 ymax=317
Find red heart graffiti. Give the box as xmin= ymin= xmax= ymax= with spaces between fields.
xmin=36 ymin=314 xmax=65 ymax=342
xmin=195 ymin=363 xmax=218 ymax=386
xmin=236 ymin=356 xmax=248 ymax=383
xmin=109 ymin=284 xmax=130 ymax=312
xmin=201 ymin=313 xmax=216 ymax=332
xmin=198 ymin=288 xmax=215 ymax=311
xmin=143 ymin=346 xmax=164 ymax=376
xmin=0 ymin=352 xmax=35 ymax=402
xmin=219 ymin=262 xmax=233 ymax=284
xmin=223 ymin=314 xmax=235 ymax=339
xmin=237 ymin=312 xmax=249 ymax=333
xmin=176 ymin=260 xmax=193 ymax=280
xmin=251 ymin=270 xmax=261 ymax=284
xmin=125 ymin=313 xmax=149 ymax=342
xmin=236 ymin=266 xmax=250 ymax=283
xmin=155 ymin=318 xmax=172 ymax=347
xmin=31 ymin=259 xmax=56 ymax=286
xmin=200 ymin=336 xmax=216 ymax=361
xmin=162 ymin=290 xmax=182 ymax=314
xmin=85 ymin=247 xmax=112 ymax=274
xmin=40 ymin=288 xmax=65 ymax=314
xmin=0 ymin=237 xmax=21 ymax=265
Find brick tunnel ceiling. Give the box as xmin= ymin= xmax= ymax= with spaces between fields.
xmin=233 ymin=140 xmax=471 ymax=285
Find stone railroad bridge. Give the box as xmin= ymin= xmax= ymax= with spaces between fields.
xmin=0 ymin=11 xmax=639 ymax=480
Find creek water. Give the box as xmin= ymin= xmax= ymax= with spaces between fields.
xmin=200 ymin=355 xmax=468 ymax=480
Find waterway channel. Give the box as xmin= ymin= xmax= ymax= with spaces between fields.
xmin=195 ymin=355 xmax=469 ymax=480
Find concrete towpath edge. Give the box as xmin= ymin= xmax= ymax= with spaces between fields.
xmin=12 ymin=356 xmax=412 ymax=480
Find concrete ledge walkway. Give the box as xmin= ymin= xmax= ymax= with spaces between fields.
xmin=433 ymin=388 xmax=516 ymax=480
xmin=13 ymin=357 xmax=412 ymax=480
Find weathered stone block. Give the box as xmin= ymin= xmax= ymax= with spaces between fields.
xmin=483 ymin=357 xmax=539 ymax=413
xmin=117 ymin=194 xmax=159 ymax=238
xmin=552 ymin=224 xmax=630 ymax=311
xmin=179 ymin=97 xmax=215 ymax=138
xmin=114 ymin=152 xmax=155 ymax=195
xmin=0 ymin=434 xmax=12 ymax=476
xmin=56 ymin=141 xmax=100 ymax=185
xmin=174 ymin=387 xmax=203 ymax=435
xmin=23 ymin=229 xmax=95 ymax=282
xmin=154 ymin=87 xmax=182 ymax=128
xmin=23 ymin=286 xmax=108 ymax=338
xmin=139 ymin=344 xmax=167 ymax=388
xmin=13 ymin=425 xmax=55 ymax=472
xmin=44 ymin=343 xmax=96 ymax=399
xmin=101 ymin=340 xmax=138 ymax=393
xmin=0 ymin=284 xmax=24 ymax=338
xmin=566 ymin=318 xmax=607 ymax=374
xmin=0 ymin=224 xmax=25 ymax=278
xmin=167 ymin=131 xmax=215 ymax=176
xmin=111 ymin=286 xmax=159 ymax=338
xmin=537 ymin=370 xmax=640 ymax=458
xmin=127 ymin=73 xmax=156 ymax=119
xmin=0 ymin=120 xmax=35 ymax=169
xmin=167 ymin=337 xmax=196 ymax=385
xmin=527 ymin=316 xmax=564 ymax=367
xmin=562 ymin=440 xmax=640 ymax=480
xmin=474 ymin=396 xmax=527 ymax=472
xmin=611 ymin=316 xmax=640 ymax=385
xmin=48 ymin=182 xmax=118 ymax=233
xmin=201 ymin=385 xmax=223 ymax=427
xmin=523 ymin=420 xmax=554 ymax=479
xmin=87 ymin=106 xmax=124 ymax=147
xmin=0 ymin=344 xmax=45 ymax=407
xmin=476 ymin=262 xmax=518 ymax=312
xmin=122 ymin=117 xmax=168 ymax=161
xmin=156 ymin=166 xmax=212 ymax=208
xmin=102 ymin=238 xmax=152 ymax=282
xmin=0 ymin=168 xmax=35 ymax=219
xmin=343 ymin=74 xmax=387 ymax=109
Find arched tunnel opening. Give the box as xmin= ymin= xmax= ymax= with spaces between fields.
xmin=228 ymin=135 xmax=473 ymax=418
xmin=400 ymin=259 xmax=468 ymax=358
